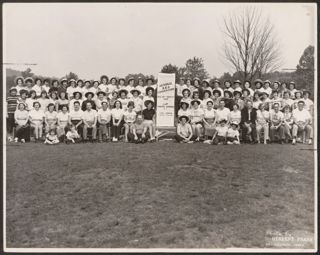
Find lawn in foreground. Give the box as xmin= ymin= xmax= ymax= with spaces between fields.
xmin=6 ymin=142 xmax=315 ymax=248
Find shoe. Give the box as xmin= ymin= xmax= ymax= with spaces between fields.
xmin=308 ymin=139 xmax=312 ymax=145
xmin=292 ymin=138 xmax=296 ymax=145
xmin=187 ymin=141 xmax=194 ymax=144
xmin=21 ymin=139 xmax=25 ymax=143
xmin=14 ymin=137 xmax=18 ymax=143
xmin=112 ymin=137 xmax=116 ymax=142
xmin=227 ymin=141 xmax=233 ymax=145
xmin=195 ymin=137 xmax=200 ymax=142
xmin=8 ymin=136 xmax=13 ymax=142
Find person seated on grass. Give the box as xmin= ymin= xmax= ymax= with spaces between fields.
xmin=269 ymin=102 xmax=285 ymax=144
xmin=57 ymin=105 xmax=69 ymax=142
xmin=211 ymin=119 xmax=228 ymax=145
xmin=142 ymin=100 xmax=156 ymax=142
xmin=226 ymin=121 xmax=240 ymax=144
xmin=189 ymin=99 xmax=204 ymax=142
xmin=175 ymin=115 xmax=194 ymax=143
xmin=123 ymin=101 xmax=137 ymax=142
xmin=45 ymin=103 xmax=58 ymax=134
xmin=82 ymin=102 xmax=97 ymax=143
xmin=29 ymin=102 xmax=45 ymax=142
xmin=68 ymin=101 xmax=83 ymax=139
xmin=66 ymin=125 xmax=81 ymax=144
xmin=97 ymin=101 xmax=112 ymax=142
xmin=14 ymin=102 xmax=30 ymax=143
xmin=292 ymin=100 xmax=313 ymax=145
xmin=44 ymin=129 xmax=59 ymax=145
xmin=129 ymin=114 xmax=149 ymax=143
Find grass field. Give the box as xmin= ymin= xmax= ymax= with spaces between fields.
xmin=5 ymin=142 xmax=315 ymax=249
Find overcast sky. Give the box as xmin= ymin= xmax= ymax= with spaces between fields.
xmin=3 ymin=3 xmax=316 ymax=79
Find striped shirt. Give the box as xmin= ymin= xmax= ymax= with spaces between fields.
xmin=7 ymin=95 xmax=19 ymax=113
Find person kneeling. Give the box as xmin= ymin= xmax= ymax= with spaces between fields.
xmin=175 ymin=115 xmax=195 ymax=143
xmin=226 ymin=121 xmax=240 ymax=144
xmin=66 ymin=125 xmax=81 ymax=144
xmin=129 ymin=114 xmax=149 ymax=143
xmin=44 ymin=129 xmax=59 ymax=145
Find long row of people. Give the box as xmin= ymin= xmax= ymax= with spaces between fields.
xmin=7 ymin=75 xmax=314 ymax=145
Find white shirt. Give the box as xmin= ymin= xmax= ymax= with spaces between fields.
xmin=215 ymin=107 xmax=230 ymax=122
xmin=98 ymin=84 xmax=108 ymax=93
xmin=282 ymin=98 xmax=294 ymax=108
xmin=177 ymin=123 xmax=192 ymax=137
xmin=177 ymin=108 xmax=191 ymax=118
xmin=26 ymin=98 xmax=36 ymax=111
xmin=216 ymin=125 xmax=228 ymax=136
xmin=131 ymin=97 xmax=143 ymax=113
xmin=57 ymin=112 xmax=69 ymax=125
xmin=118 ymin=98 xmax=129 ymax=111
xmin=293 ymin=108 xmax=311 ymax=123
xmin=45 ymin=111 xmax=58 ymax=123
xmin=190 ymin=108 xmax=204 ymax=123
xmin=176 ymin=84 xmax=185 ymax=97
xmin=227 ymin=128 xmax=239 ymax=138
xmin=14 ymin=109 xmax=29 ymax=125
xmin=37 ymin=98 xmax=50 ymax=112
xmin=204 ymin=108 xmax=216 ymax=119
xmin=32 ymin=85 xmax=42 ymax=97
xmin=97 ymin=108 xmax=112 ymax=122
xmin=66 ymin=86 xmax=77 ymax=97
xmin=303 ymin=98 xmax=314 ymax=112
xmin=111 ymin=108 xmax=124 ymax=120
xmin=106 ymin=84 xmax=116 ymax=94
xmin=262 ymin=87 xmax=272 ymax=96
xmin=69 ymin=109 xmax=83 ymax=121
xmin=124 ymin=110 xmax=137 ymax=123
xmin=69 ymin=99 xmax=83 ymax=112
xmin=29 ymin=109 xmax=45 ymax=122
xmin=229 ymin=110 xmax=241 ymax=123
xmin=82 ymin=109 xmax=97 ymax=122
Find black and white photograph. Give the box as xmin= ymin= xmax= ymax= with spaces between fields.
xmin=2 ymin=2 xmax=317 ymax=252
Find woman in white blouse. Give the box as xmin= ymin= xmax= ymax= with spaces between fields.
xmin=203 ymin=100 xmax=216 ymax=140
xmin=14 ymin=103 xmax=30 ymax=143
xmin=57 ymin=105 xmax=70 ymax=141
xmin=228 ymin=103 xmax=241 ymax=124
xmin=29 ymin=102 xmax=45 ymax=142
xmin=256 ymin=103 xmax=270 ymax=144
xmin=111 ymin=100 xmax=124 ymax=142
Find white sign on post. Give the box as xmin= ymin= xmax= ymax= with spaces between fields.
xmin=156 ymin=73 xmax=176 ymax=127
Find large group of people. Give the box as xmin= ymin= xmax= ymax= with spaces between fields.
xmin=6 ymin=75 xmax=314 ymax=145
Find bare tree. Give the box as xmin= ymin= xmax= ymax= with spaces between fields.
xmin=222 ymin=7 xmax=282 ymax=81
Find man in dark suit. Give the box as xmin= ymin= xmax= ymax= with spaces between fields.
xmin=240 ymin=101 xmax=258 ymax=143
